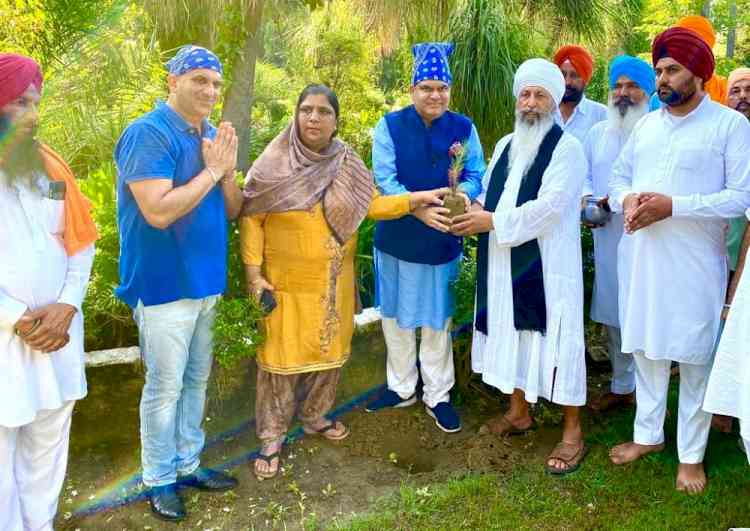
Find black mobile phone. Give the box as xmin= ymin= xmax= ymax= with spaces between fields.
xmin=260 ymin=289 xmax=277 ymax=314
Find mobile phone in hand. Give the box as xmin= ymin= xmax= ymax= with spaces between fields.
xmin=260 ymin=289 xmax=277 ymax=314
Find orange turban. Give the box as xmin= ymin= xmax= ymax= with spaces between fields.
xmin=676 ymin=15 xmax=716 ymax=48
xmin=553 ymin=45 xmax=594 ymax=84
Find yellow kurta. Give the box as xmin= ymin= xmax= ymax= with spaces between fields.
xmin=240 ymin=192 xmax=410 ymax=374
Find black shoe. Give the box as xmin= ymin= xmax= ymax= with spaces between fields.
xmin=180 ymin=467 xmax=238 ymax=492
xmin=149 ymin=483 xmax=186 ymax=522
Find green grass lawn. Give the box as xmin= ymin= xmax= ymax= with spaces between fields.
xmin=337 ymin=384 xmax=750 ymax=531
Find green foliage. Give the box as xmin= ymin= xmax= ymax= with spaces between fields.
xmin=0 ymin=0 xmax=125 ymax=66
xmin=449 ymin=0 xmax=540 ymax=146
xmin=212 ymin=294 xmax=265 ymax=369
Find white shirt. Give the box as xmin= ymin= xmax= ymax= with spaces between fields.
xmin=472 ymin=132 xmax=587 ymax=406
xmin=582 ymin=121 xmax=627 ymax=328
xmin=0 ymin=171 xmax=94 ymax=427
xmin=555 ymin=95 xmax=608 ymax=144
xmin=610 ymin=96 xmax=750 ymax=364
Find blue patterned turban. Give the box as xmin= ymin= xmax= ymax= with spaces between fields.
xmin=608 ymin=55 xmax=656 ymax=96
xmin=165 ymin=45 xmax=223 ymax=76
xmin=411 ymin=42 xmax=454 ymax=86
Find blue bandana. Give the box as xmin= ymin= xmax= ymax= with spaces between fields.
xmin=165 ymin=45 xmax=223 ymax=76
xmin=412 ymin=42 xmax=454 ymax=86
xmin=609 ymin=55 xmax=655 ymax=96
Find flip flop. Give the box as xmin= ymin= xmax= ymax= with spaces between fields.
xmin=303 ymin=420 xmax=350 ymax=441
xmin=479 ymin=415 xmax=537 ymax=437
xmin=545 ymin=441 xmax=589 ymax=476
xmin=253 ymin=451 xmax=281 ymax=480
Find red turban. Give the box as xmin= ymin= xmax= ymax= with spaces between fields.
xmin=652 ymin=27 xmax=715 ymax=83
xmin=553 ymin=45 xmax=594 ymax=84
xmin=0 ymin=53 xmax=43 ymax=110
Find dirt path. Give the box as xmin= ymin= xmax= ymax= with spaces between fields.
xmin=57 ymin=327 xmax=615 ymax=530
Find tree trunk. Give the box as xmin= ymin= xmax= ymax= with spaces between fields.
xmin=727 ymin=0 xmax=737 ymax=58
xmin=701 ymin=0 xmax=712 ymax=18
xmin=221 ymin=0 xmax=265 ymax=173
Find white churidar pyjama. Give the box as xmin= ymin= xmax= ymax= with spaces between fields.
xmin=0 ymin=401 xmax=76 ymax=531
xmin=382 ymin=317 xmax=454 ymax=408
xmin=633 ymin=355 xmax=712 ymax=464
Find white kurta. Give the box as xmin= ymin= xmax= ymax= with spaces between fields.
xmin=610 ymin=96 xmax=750 ymax=364
xmin=704 ymin=208 xmax=750 ymax=454
xmin=0 ymin=172 xmax=94 ymax=428
xmin=582 ymin=121 xmax=626 ymax=328
xmin=555 ymin=95 xmax=608 ymax=144
xmin=472 ymin=132 xmax=587 ymax=406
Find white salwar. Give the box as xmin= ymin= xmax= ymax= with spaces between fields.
xmin=609 ymin=96 xmax=750 ymax=463
xmin=472 ymin=132 xmax=588 ymax=406
xmin=704 ymin=209 xmax=750 ymax=464
xmin=582 ymin=121 xmax=634 ymax=395
xmin=0 ymin=171 xmax=94 ymax=531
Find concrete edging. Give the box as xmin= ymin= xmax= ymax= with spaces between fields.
xmin=84 ymin=307 xmax=383 ymax=368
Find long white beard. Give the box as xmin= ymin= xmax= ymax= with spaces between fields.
xmin=606 ymin=96 xmax=649 ymax=138
xmin=510 ymin=110 xmax=554 ymax=176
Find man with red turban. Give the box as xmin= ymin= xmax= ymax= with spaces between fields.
xmin=676 ymin=15 xmax=728 ymax=103
xmin=0 ymin=53 xmax=97 ymax=530
xmin=552 ymin=44 xmax=607 ymax=143
xmin=608 ymin=27 xmax=750 ymax=494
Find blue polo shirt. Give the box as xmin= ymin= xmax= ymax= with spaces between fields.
xmin=114 ymin=101 xmax=227 ymax=308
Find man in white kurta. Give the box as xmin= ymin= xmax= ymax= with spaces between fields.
xmin=582 ymin=55 xmax=654 ymax=413
xmin=0 ymin=54 xmax=96 ymax=531
xmin=452 ymin=58 xmax=588 ymax=475
xmin=703 ymin=208 xmax=750 ymax=463
xmin=608 ymin=28 xmax=750 ymax=494
xmin=552 ymin=45 xmax=607 ymax=143
xmin=703 ymin=68 xmax=750 ymax=461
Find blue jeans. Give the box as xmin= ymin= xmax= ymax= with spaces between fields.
xmin=134 ymin=296 xmax=218 ymax=487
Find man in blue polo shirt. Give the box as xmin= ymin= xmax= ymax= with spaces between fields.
xmin=114 ymin=45 xmax=244 ymax=522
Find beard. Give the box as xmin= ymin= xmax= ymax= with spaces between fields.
xmin=561 ymin=85 xmax=584 ymax=104
xmin=0 ymin=117 xmax=43 ymax=187
xmin=657 ymin=80 xmax=697 ymax=107
xmin=510 ymin=108 xmax=555 ymax=176
xmin=734 ymin=100 xmax=750 ymax=119
xmin=607 ymin=95 xmax=649 ymax=137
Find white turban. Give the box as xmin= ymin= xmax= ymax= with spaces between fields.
xmin=512 ymin=58 xmax=566 ymax=106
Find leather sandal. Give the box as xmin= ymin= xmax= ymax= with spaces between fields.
xmin=545 ymin=441 xmax=589 ymax=476
xmin=303 ymin=420 xmax=350 ymax=441
xmin=479 ymin=415 xmax=536 ymax=436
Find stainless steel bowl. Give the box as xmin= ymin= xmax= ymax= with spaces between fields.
xmin=581 ymin=196 xmax=612 ymax=227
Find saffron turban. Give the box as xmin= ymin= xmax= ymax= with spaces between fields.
xmin=676 ymin=15 xmax=716 ymax=48
xmin=652 ymin=27 xmax=715 ymax=82
xmin=609 ymin=55 xmax=656 ymax=96
xmin=553 ymin=45 xmax=594 ymax=84
xmin=412 ymin=42 xmax=454 ymax=86
xmin=513 ymin=58 xmax=566 ymax=106
xmin=166 ymin=45 xmax=223 ymax=76
xmin=728 ymin=67 xmax=750 ymax=94
xmin=0 ymin=53 xmax=43 ymax=110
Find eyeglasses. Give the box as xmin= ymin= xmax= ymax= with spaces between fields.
xmin=298 ymin=105 xmax=335 ymax=119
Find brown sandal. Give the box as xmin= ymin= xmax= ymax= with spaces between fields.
xmin=479 ymin=415 xmax=536 ymax=436
xmin=545 ymin=441 xmax=589 ymax=476
xmin=303 ymin=420 xmax=350 ymax=441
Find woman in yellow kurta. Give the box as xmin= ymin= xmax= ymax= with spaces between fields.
xmin=240 ymin=84 xmax=449 ymax=479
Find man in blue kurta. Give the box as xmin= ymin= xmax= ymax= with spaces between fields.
xmin=365 ymin=42 xmax=485 ymax=433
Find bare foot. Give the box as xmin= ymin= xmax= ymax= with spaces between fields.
xmin=676 ymin=463 xmax=707 ymax=494
xmin=609 ymin=441 xmax=664 ymax=465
